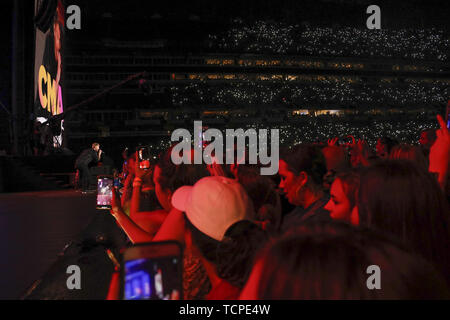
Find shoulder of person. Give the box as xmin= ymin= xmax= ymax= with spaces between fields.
xmin=280 ymin=206 xmax=305 ymax=231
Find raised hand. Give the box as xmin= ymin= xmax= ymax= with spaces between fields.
xmin=135 ymin=151 xmax=152 ymax=179
xmin=349 ymin=138 xmax=370 ymax=167
xmin=327 ymin=137 xmax=339 ymax=146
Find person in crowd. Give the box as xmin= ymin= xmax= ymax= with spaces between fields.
xmin=74 ymin=142 xmax=102 ymax=193
xmin=375 ymin=136 xmax=398 ymax=159
xmin=120 ymin=147 xmax=129 ymax=175
xmin=349 ymin=139 xmax=373 ymax=167
xmin=419 ymin=128 xmax=437 ymax=156
xmin=321 ymin=143 xmax=350 ymax=189
xmin=171 ymin=176 xmax=269 ymax=299
xmin=126 ymin=159 xmax=165 ymax=234
xmin=235 ymin=165 xmax=282 ymax=233
xmin=120 ymin=152 xmax=137 ymax=213
xmin=32 ymin=120 xmax=43 ymax=156
xmin=324 ymin=169 xmax=360 ymax=225
xmin=428 ymin=115 xmax=450 ymax=192
xmin=389 ymin=144 xmax=428 ymax=170
xmin=111 ymin=146 xmax=212 ymax=300
xmin=240 ymin=221 xmax=450 ymax=299
xmin=356 ymin=159 xmax=450 ymax=284
xmin=278 ymin=144 xmax=331 ymax=230
xmin=111 ymin=147 xmax=211 ymax=243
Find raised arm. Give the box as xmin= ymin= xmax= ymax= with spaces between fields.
xmin=152 ymin=207 xmax=186 ymax=245
xmin=130 ymin=152 xmax=152 ymax=220
xmin=429 ymin=114 xmax=450 ymax=191
xmin=110 ymin=188 xmax=153 ymax=243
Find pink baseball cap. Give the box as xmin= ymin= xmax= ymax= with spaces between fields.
xmin=172 ymin=176 xmax=254 ymax=241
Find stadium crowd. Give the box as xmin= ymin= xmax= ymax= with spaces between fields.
xmin=105 ymin=113 xmax=450 ymax=299
xmin=170 ymin=80 xmax=449 ymax=108
xmin=207 ymin=20 xmax=449 ymax=61
xmin=131 ymin=113 xmax=439 ymax=158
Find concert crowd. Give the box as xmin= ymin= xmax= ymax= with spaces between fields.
xmin=103 ymin=113 xmax=450 ymax=299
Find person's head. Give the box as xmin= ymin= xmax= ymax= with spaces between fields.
xmin=241 ymin=222 xmax=450 ymax=299
xmin=154 ymin=146 xmax=210 ymax=211
xmin=419 ymin=129 xmax=437 ymax=149
xmin=53 ymin=0 xmax=64 ymax=58
xmin=228 ymin=144 xmax=250 ymax=179
xmin=324 ymin=170 xmax=360 ymax=225
xmin=376 ymin=137 xmax=398 ymax=159
xmin=235 ymin=165 xmax=282 ymax=231
xmin=278 ymin=144 xmax=327 ymax=207
xmin=322 ymin=145 xmax=350 ymax=190
xmin=92 ymin=143 xmax=100 ymax=152
xmin=186 ymin=219 xmax=269 ymax=288
xmin=389 ymin=144 xmax=428 ymax=170
xmin=126 ymin=152 xmax=137 ymax=176
xmin=172 ymin=176 xmax=266 ymax=287
xmin=356 ymin=160 xmax=450 ymax=282
xmin=321 ymin=145 xmax=349 ymax=173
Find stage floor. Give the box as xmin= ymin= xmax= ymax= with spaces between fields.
xmin=0 ymin=190 xmax=97 ymax=299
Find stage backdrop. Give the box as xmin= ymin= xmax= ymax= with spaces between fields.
xmin=33 ymin=0 xmax=65 ymax=145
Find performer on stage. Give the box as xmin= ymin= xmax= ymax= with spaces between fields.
xmin=75 ymin=143 xmax=102 ymax=193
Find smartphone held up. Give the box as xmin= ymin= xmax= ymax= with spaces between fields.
xmin=96 ymin=175 xmax=113 ymax=210
xmin=138 ymin=146 xmax=151 ymax=170
xmin=121 ymin=241 xmax=183 ymax=300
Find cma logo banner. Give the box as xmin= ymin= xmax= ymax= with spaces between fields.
xmin=38 ymin=65 xmax=63 ymax=115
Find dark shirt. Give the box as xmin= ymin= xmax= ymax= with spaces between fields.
xmin=281 ymin=195 xmax=331 ymax=233
xmin=75 ymin=148 xmax=99 ymax=168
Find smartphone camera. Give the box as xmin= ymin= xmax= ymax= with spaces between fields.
xmin=138 ymin=146 xmax=151 ymax=170
xmin=96 ymin=176 xmax=113 ymax=210
xmin=121 ymin=241 xmax=183 ymax=300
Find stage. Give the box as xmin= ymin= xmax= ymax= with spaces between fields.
xmin=0 ymin=189 xmax=127 ymax=299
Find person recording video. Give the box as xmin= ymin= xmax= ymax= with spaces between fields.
xmin=75 ymin=142 xmax=102 ymax=193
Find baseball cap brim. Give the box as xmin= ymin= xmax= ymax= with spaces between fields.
xmin=171 ymin=185 xmax=193 ymax=212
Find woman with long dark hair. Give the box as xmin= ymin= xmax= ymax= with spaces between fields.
xmin=278 ymin=144 xmax=331 ymax=231
xmin=110 ymin=146 xmax=212 ymax=299
xmin=356 ymin=160 xmax=450 ymax=284
xmin=240 ymin=222 xmax=449 ymax=299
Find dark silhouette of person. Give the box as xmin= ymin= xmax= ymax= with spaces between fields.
xmin=75 ymin=143 xmax=102 ymax=192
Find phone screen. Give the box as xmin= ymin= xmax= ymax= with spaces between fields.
xmin=122 ymin=242 xmax=182 ymax=300
xmin=96 ymin=176 xmax=113 ymax=209
xmin=138 ymin=147 xmax=151 ymax=170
